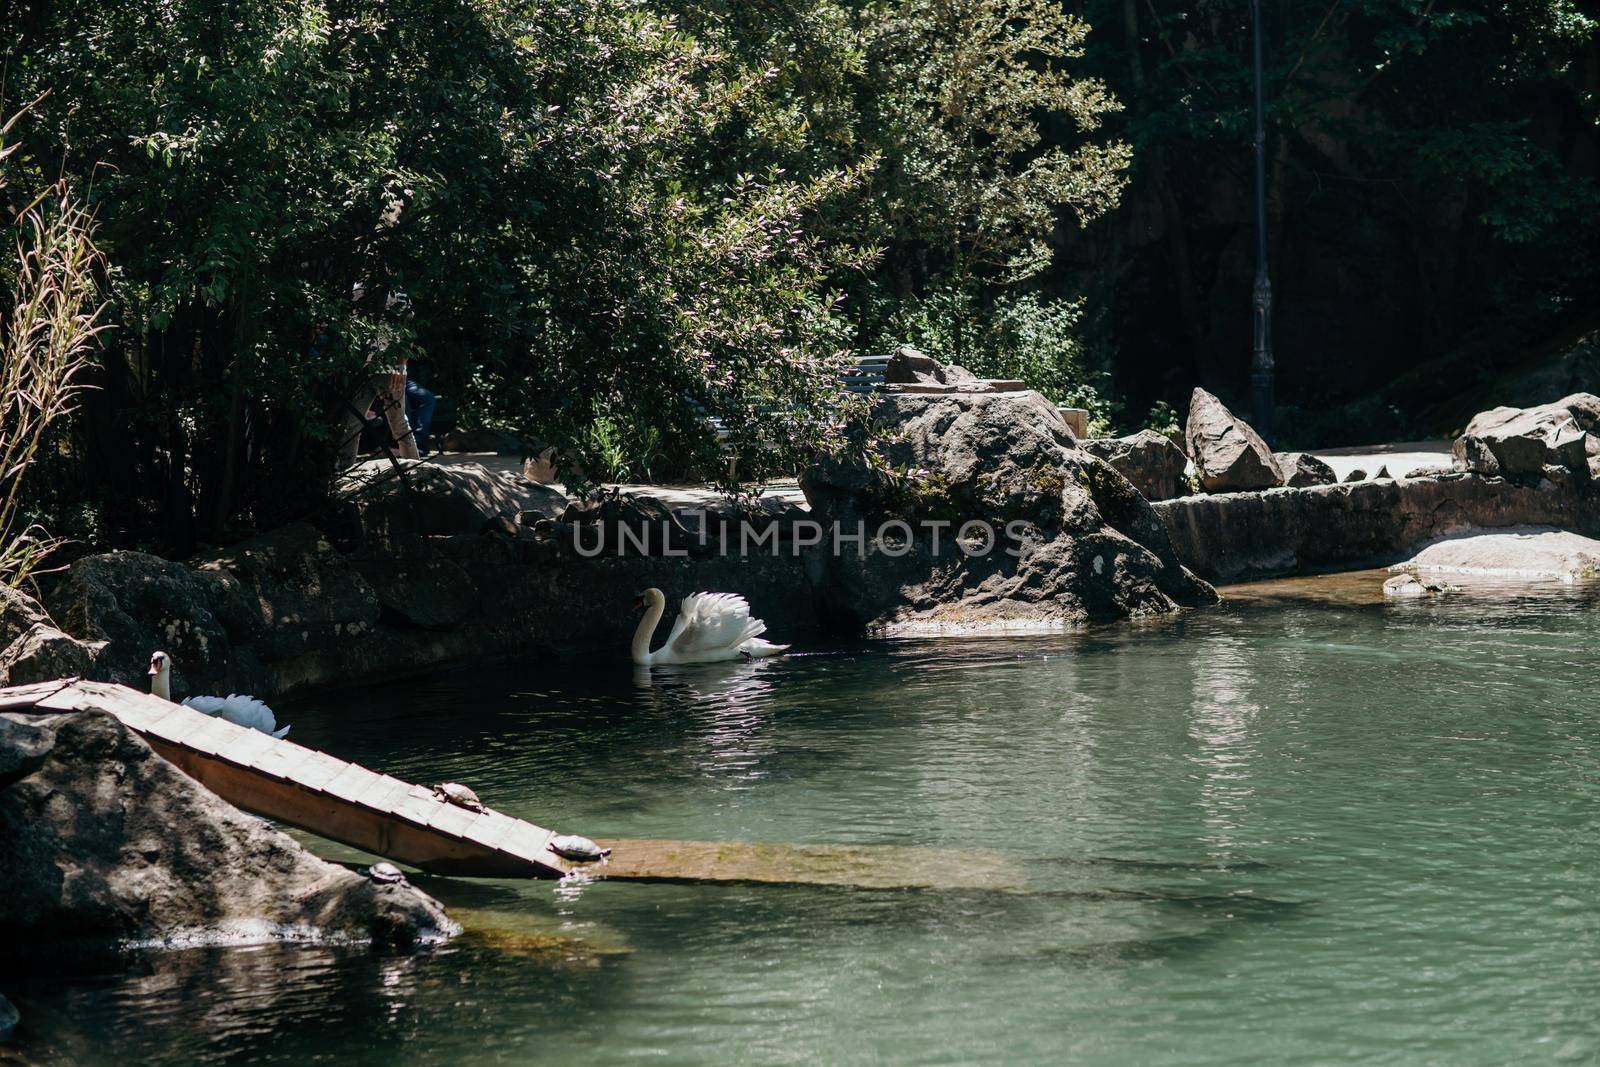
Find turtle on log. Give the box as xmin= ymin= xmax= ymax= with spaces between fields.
xmin=432 ymin=782 xmax=488 ymax=813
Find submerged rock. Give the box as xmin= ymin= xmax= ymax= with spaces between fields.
xmin=1184 ymin=388 xmax=1283 ymax=493
xmin=1275 ymin=452 xmax=1337 ymax=488
xmin=0 ymin=993 xmax=15 ymax=1043
xmin=801 ymin=386 xmax=1216 ymax=631
xmin=1452 ymin=393 xmax=1600 ymax=478
xmin=1382 ymin=571 xmax=1459 ymax=597
xmin=1397 ymin=527 xmax=1600 ymax=582
xmin=1083 ymin=430 xmax=1190 ymax=501
xmin=0 ymin=709 xmax=456 ymax=961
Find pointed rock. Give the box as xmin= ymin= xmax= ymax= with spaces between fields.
xmin=1184 ymin=388 xmax=1283 ymax=493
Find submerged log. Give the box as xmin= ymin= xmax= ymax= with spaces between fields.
xmin=592 ymin=839 xmax=1025 ymax=891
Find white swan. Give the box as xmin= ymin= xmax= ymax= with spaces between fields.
xmin=631 ymin=588 xmax=788 ymax=666
xmin=147 ymin=650 xmax=291 ymax=738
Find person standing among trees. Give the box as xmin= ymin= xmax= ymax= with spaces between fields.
xmin=337 ymin=289 xmax=420 ymax=467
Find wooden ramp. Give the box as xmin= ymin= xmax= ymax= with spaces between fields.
xmin=6 ymin=680 xmax=578 ymax=880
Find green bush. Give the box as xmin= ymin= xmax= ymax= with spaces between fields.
xmin=892 ymin=288 xmax=1120 ymax=434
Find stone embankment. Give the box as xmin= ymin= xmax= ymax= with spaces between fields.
xmin=1145 ymin=389 xmax=1600 ymax=582
xmin=1154 ymin=472 xmax=1600 ymax=582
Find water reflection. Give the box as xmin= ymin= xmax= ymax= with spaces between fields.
xmin=16 ymin=578 xmax=1600 ymax=1066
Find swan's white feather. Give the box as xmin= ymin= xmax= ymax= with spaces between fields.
xmin=668 ymin=592 xmax=766 ymax=655
xmin=182 ymin=694 xmax=290 ymax=738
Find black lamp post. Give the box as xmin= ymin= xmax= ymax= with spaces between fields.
xmin=1248 ymin=0 xmax=1275 ymax=440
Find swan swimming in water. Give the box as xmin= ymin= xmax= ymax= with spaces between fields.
xmin=630 ymin=588 xmax=788 ymax=666
xmin=147 ymin=650 xmax=291 ymax=738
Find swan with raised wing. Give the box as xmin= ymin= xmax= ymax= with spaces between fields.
xmin=147 ymin=650 xmax=291 ymax=738
xmin=631 ymin=588 xmax=788 ymax=666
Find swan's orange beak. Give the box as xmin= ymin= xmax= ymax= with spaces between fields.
xmin=632 ymin=593 xmax=645 ymax=610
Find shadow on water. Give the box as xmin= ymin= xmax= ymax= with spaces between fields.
xmin=16 ymin=570 xmax=1600 ymax=1066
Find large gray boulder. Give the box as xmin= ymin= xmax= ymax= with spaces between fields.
xmin=1185 ymin=388 xmax=1283 ymax=493
xmin=883 ymin=346 xmax=982 ymax=387
xmin=193 ymin=523 xmax=381 ymax=656
xmin=1452 ymin=393 xmax=1600 ymax=477
xmin=1082 ymin=430 xmax=1190 ymax=501
xmin=0 ymin=585 xmax=49 ymax=649
xmin=332 ymin=460 xmax=566 ymax=553
xmin=0 ymin=623 xmax=99 ymax=685
xmin=800 ymin=387 xmax=1216 ymax=631
xmin=0 ymin=710 xmax=456 ymax=961
xmin=0 ymin=586 xmax=101 ymax=686
xmin=1275 ymin=452 xmax=1338 ymax=488
xmin=45 ymin=552 xmax=230 ymax=693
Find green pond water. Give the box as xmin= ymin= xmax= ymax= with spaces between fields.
xmin=11 ymin=572 xmax=1600 ymax=1065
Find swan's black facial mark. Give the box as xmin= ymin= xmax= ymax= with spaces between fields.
xmin=632 ymin=593 xmax=646 ymax=609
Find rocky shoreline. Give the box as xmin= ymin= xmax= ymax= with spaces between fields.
xmin=0 ymin=707 xmax=456 ymax=969
xmin=2 ymin=375 xmax=1221 ymax=702
xmin=4 ymin=382 xmax=1600 ymax=701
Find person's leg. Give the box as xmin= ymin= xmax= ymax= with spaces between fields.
xmin=380 ymin=376 xmax=420 ymax=460
xmin=405 ymin=379 xmax=438 ymax=453
xmin=338 ymin=378 xmax=382 ymax=468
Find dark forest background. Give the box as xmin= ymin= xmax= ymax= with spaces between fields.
xmin=2 ymin=0 xmax=1597 ymax=558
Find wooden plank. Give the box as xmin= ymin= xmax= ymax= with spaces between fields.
xmin=140 ymin=704 xmax=214 ymax=747
xmin=391 ymin=788 xmax=439 ymax=828
xmin=462 ymin=811 xmax=520 ymax=852
xmin=121 ymin=700 xmax=193 ymax=738
xmin=249 ymin=740 xmax=311 ymax=781
xmin=0 ymin=679 xmax=76 ymax=710
xmin=295 ymin=750 xmax=350 ymax=792
xmin=104 ymin=698 xmax=167 ymax=731
xmin=33 ymin=684 xmax=97 ymax=713
xmin=214 ymin=726 xmax=277 ymax=769
xmin=322 ymin=762 xmax=379 ymax=804
xmin=424 ymin=800 xmax=479 ymax=838
xmin=178 ymin=714 xmax=242 ymax=757
xmin=352 ymin=774 xmax=411 ymax=813
xmin=501 ymin=822 xmax=557 ymax=864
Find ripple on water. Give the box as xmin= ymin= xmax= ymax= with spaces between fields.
xmin=13 ymin=577 xmax=1600 ymax=1066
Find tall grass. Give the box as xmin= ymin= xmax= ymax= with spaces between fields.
xmin=0 ymin=103 xmax=108 ymax=590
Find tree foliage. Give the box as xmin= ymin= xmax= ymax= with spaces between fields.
xmin=1077 ymin=0 xmax=1600 ymax=439
xmin=3 ymin=0 xmax=1127 ymax=547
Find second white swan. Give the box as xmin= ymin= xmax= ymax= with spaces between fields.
xmin=631 ymin=588 xmax=788 ymax=666
xmin=148 ymin=650 xmax=291 ymax=738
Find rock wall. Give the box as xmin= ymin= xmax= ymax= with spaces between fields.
xmin=1153 ymin=473 xmax=1600 ymax=583
xmin=801 ymin=389 xmax=1216 ymax=631
xmin=0 ymin=709 xmax=455 ymax=963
